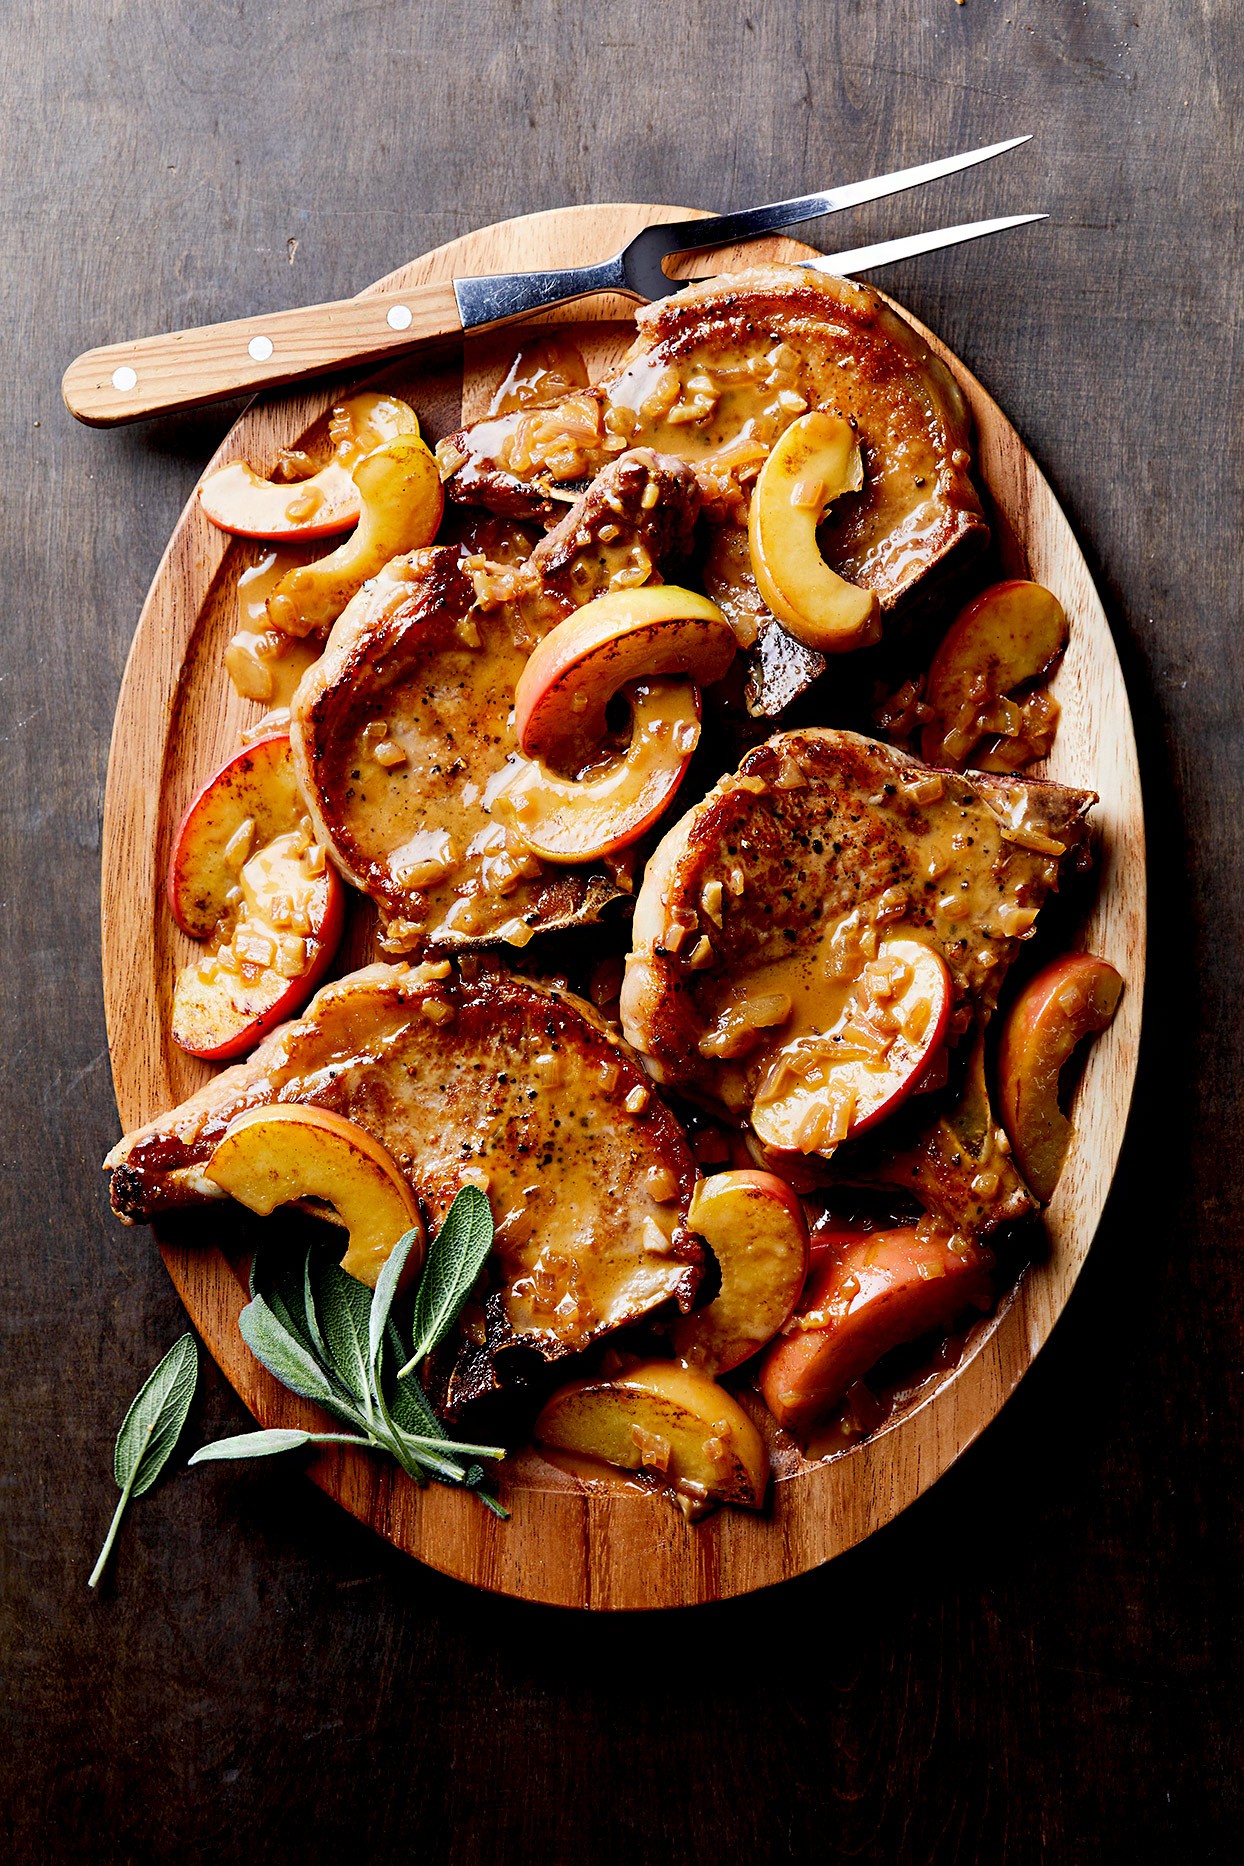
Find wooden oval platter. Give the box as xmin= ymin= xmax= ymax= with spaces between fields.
xmin=101 ymin=204 xmax=1145 ymax=1609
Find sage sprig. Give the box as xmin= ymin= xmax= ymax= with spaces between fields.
xmin=399 ymin=1178 xmax=495 ymax=1376
xmin=190 ymin=1187 xmax=508 ymax=1516
xmin=88 ymin=1333 xmax=199 ymax=1589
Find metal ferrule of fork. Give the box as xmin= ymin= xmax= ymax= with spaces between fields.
xmin=454 ymin=257 xmax=630 ymax=329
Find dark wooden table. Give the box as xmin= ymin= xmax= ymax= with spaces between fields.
xmin=3 ymin=3 xmax=1239 ymax=1860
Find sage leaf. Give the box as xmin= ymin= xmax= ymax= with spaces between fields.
xmin=239 ymin=1294 xmax=361 ymax=1427
xmin=398 ymin=1186 xmax=494 ymax=1378
xmin=399 ymin=1434 xmax=505 ymax=1461
xmin=391 ymin=1369 xmax=449 ymax=1441
xmin=302 ymin=1245 xmax=334 ymax=1369
xmin=189 ymin=1428 xmax=366 ymax=1464
xmin=210 ymin=1186 xmax=508 ymax=1517
xmin=368 ymin=1226 xmax=422 ymax=1384
xmin=88 ymin=1333 xmax=198 ymax=1590
xmin=388 ymin=1373 xmax=508 ymax=1493
xmin=468 ymin=1481 xmax=510 ymax=1521
xmin=385 ymin=1311 xmax=410 ymax=1371
xmin=250 ymin=1240 xmax=321 ymax=1363
xmin=313 ymin=1260 xmax=374 ymax=1406
xmin=295 ymin=1245 xmax=367 ymax=1414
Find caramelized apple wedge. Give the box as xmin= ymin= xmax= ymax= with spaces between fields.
xmin=759 ymin=1226 xmax=994 ymax=1434
xmin=205 ymin=1105 xmax=423 ymax=1289
xmin=748 ymin=410 xmax=881 ymax=654
xmin=750 ymin=937 xmax=952 ymax=1157
xmin=265 ymin=433 xmax=444 ymax=637
xmin=513 ymin=585 xmax=735 ymax=773
xmin=921 ymin=579 xmax=1068 ymax=771
xmin=534 ymin=1360 xmax=769 ymax=1510
xmin=673 ymin=1171 xmax=809 ymax=1373
xmin=199 ymin=393 xmax=420 ymax=540
xmin=997 ymin=952 xmax=1123 ymax=1201
xmin=490 ymin=677 xmax=700 ymax=863
xmin=166 ymin=734 xmax=344 ymax=1061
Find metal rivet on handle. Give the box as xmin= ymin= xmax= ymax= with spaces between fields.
xmin=111 ymin=366 xmax=138 ymax=392
xmin=387 ymin=305 xmax=413 ymax=331
xmin=248 ymin=335 xmax=274 ymax=361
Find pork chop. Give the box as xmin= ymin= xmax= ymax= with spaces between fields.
xmin=438 ymin=265 xmax=988 ymax=616
xmin=620 ymin=728 xmax=1095 ymax=1122
xmin=106 ymin=959 xmax=702 ymax=1360
xmin=700 ymin=523 xmax=827 ymax=720
xmin=290 ymin=449 xmax=700 ymax=952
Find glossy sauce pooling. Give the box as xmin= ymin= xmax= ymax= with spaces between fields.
xmin=485 ymin=336 xmax=590 ymax=418
xmin=225 ymin=550 xmax=324 ymax=710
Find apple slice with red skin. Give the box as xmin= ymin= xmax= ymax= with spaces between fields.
xmin=752 ymin=936 xmax=952 ymax=1157
xmin=758 ymin=1225 xmax=994 ymax=1434
xmin=170 ymin=825 xmax=345 ymax=1061
xmin=513 ymin=584 xmax=735 ymax=775
xmin=807 ymin=1218 xmax=872 ymax=1270
xmin=997 ymin=952 xmax=1123 ymax=1201
xmin=205 ymin=1104 xmax=424 ymax=1289
xmin=672 ymin=1170 xmax=810 ymax=1374
xmin=199 ymin=393 xmax=420 ymax=541
xmin=167 ymin=734 xmax=345 ymax=1061
xmin=490 ymin=677 xmax=700 ymax=863
xmin=921 ymin=579 xmax=1068 ymax=769
xmin=534 ymin=1359 xmax=769 ymax=1510
xmin=201 ymin=460 xmax=361 ymax=544
xmin=168 ymin=733 xmax=303 ymax=938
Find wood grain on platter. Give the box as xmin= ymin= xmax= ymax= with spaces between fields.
xmin=100 ymin=204 xmax=1145 ymax=1610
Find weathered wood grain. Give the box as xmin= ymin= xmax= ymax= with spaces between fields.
xmin=2 ymin=0 xmax=1240 ymax=1859
xmin=63 ymin=280 xmax=468 ymax=425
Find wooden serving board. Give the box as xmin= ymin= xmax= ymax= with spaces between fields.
xmin=101 ymin=204 xmax=1145 ymax=1609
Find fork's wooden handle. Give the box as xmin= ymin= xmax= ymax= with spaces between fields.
xmin=61 ymin=281 xmax=466 ymax=426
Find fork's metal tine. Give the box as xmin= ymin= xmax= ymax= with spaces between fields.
xmin=646 ymin=135 xmax=1033 ymax=258
xmin=461 ymin=139 xmax=1038 ymax=327
xmin=804 ymin=213 xmax=1047 ymax=277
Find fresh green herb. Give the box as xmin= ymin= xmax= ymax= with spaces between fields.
xmin=88 ymin=1333 xmax=199 ymax=1589
xmin=399 ymin=1182 xmax=495 ymax=1377
xmin=191 ymin=1188 xmax=508 ymax=1516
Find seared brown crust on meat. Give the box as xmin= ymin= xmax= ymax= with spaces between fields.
xmin=529 ymin=448 xmax=701 ymax=609
xmin=620 ymin=728 xmax=1095 ymax=1109
xmin=700 ymin=524 xmax=826 ymax=719
xmin=440 ymin=265 xmax=988 ymax=613
xmin=105 ymin=960 xmax=702 ymax=1359
xmin=290 ymin=451 xmax=703 ymax=953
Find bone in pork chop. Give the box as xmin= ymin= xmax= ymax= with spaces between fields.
xmin=620 ymin=728 xmax=1095 ymax=1116
xmin=290 ymin=449 xmax=700 ymax=953
xmin=106 ymin=960 xmax=702 ymax=1361
xmin=439 ymin=266 xmax=987 ymax=610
